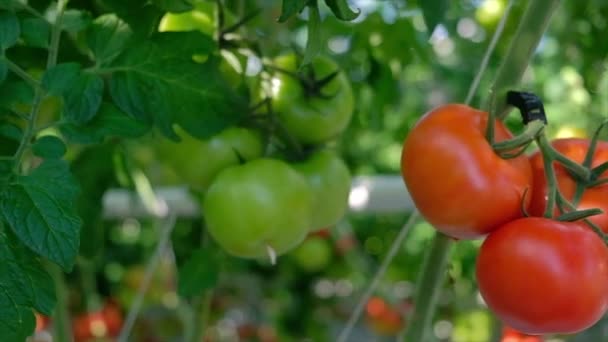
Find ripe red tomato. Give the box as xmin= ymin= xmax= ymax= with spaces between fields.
xmin=365 ymin=296 xmax=405 ymax=335
xmin=72 ymin=301 xmax=123 ymax=342
xmin=529 ymin=138 xmax=608 ymax=232
xmin=476 ymin=217 xmax=608 ymax=335
xmin=401 ymin=104 xmax=533 ymax=239
xmin=500 ymin=326 xmax=544 ymax=342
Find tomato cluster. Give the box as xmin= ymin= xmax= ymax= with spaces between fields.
xmin=131 ymin=7 xmax=357 ymax=261
xmin=401 ymin=104 xmax=608 ymax=335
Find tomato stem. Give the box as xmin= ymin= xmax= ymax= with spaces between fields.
xmin=402 ymin=233 xmax=453 ymax=342
xmin=583 ymin=119 xmax=608 ymax=168
xmin=492 ymin=119 xmax=545 ymax=153
xmin=536 ymin=133 xmax=559 ymax=218
xmin=47 ymin=262 xmax=72 ymax=342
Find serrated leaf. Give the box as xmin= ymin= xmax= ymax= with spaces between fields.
xmin=278 ymin=0 xmax=309 ymax=22
xmin=42 ymin=63 xmax=81 ymax=96
xmin=21 ymin=18 xmax=50 ymax=48
xmin=0 ymin=160 xmax=81 ymax=271
xmin=60 ymin=102 xmax=150 ymax=144
xmin=178 ymin=248 xmax=220 ymax=297
xmin=87 ymin=14 xmax=132 ymax=66
xmin=0 ymin=10 xmax=19 ymax=51
xmin=32 ymin=135 xmax=66 ymax=159
xmin=301 ymin=3 xmax=322 ymax=67
xmin=0 ymin=227 xmax=56 ymax=340
xmin=107 ymin=32 xmax=246 ymax=140
xmin=61 ymin=9 xmax=92 ymax=33
xmin=419 ymin=0 xmax=448 ymax=34
xmin=324 ymin=0 xmax=359 ymax=21
xmin=63 ymin=72 xmax=104 ymax=124
xmin=152 ymin=0 xmax=193 ymax=13
xmin=43 ymin=64 xmax=104 ymax=124
xmin=0 ymin=59 xmax=6 ymax=83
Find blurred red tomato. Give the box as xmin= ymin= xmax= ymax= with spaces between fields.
xmin=501 ymin=326 xmax=544 ymax=342
xmin=72 ymin=301 xmax=123 ymax=342
xmin=365 ymin=296 xmax=405 ymax=335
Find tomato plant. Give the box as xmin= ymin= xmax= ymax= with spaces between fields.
xmin=202 ymin=158 xmax=313 ymax=258
xmin=529 ymin=138 xmax=608 ymax=231
xmin=476 ymin=217 xmax=608 ymax=334
xmin=151 ymin=126 xmax=264 ymax=190
xmin=401 ymin=104 xmax=533 ymax=239
xmin=292 ymin=150 xmax=351 ymax=231
xmin=265 ymin=53 xmax=355 ymax=144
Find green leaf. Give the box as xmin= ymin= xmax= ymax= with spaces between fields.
xmin=419 ymin=0 xmax=448 ymax=34
xmin=0 ymin=59 xmax=6 ymax=83
xmin=301 ymin=2 xmax=322 ymax=67
xmin=278 ymin=0 xmax=309 ymax=22
xmin=0 ymin=0 xmax=21 ymax=10
xmin=0 ymin=79 xmax=33 ymax=111
xmin=87 ymin=14 xmax=132 ymax=66
xmin=20 ymin=18 xmax=50 ymax=48
xmin=32 ymin=135 xmax=66 ymax=159
xmin=61 ymin=9 xmax=92 ymax=33
xmin=324 ymin=0 xmax=359 ymax=21
xmin=107 ymin=32 xmax=246 ymax=140
xmin=0 ymin=10 xmax=19 ymax=51
xmin=178 ymin=248 xmax=220 ymax=297
xmin=152 ymin=0 xmax=193 ymax=13
xmin=0 ymin=227 xmax=56 ymax=340
xmin=43 ymin=64 xmax=104 ymax=124
xmin=60 ymin=102 xmax=150 ymax=144
xmin=0 ymin=160 xmax=81 ymax=271
xmin=42 ymin=63 xmax=81 ymax=96
xmin=63 ymin=72 xmax=104 ymax=124
xmin=0 ymin=123 xmax=20 ymax=156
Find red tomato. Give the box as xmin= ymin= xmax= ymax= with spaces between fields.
xmin=500 ymin=326 xmax=544 ymax=342
xmin=529 ymin=138 xmax=608 ymax=232
xmin=35 ymin=312 xmax=50 ymax=332
xmin=365 ymin=296 xmax=404 ymax=335
xmin=72 ymin=301 xmax=123 ymax=342
xmin=476 ymin=217 xmax=608 ymax=334
xmin=401 ymin=104 xmax=533 ymax=239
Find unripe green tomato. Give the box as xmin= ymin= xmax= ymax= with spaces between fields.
xmin=292 ymin=236 xmax=332 ymax=272
xmin=268 ymin=53 xmax=354 ymax=144
xmin=292 ymin=150 xmax=351 ymax=231
xmin=158 ymin=2 xmax=215 ymax=36
xmin=203 ymin=158 xmax=313 ymax=259
xmin=155 ymin=126 xmax=264 ymax=190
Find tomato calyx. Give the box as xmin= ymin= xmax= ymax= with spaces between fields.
xmin=264 ymin=62 xmax=342 ymax=100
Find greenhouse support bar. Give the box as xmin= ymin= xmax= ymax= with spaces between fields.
xmin=101 ymin=175 xmax=414 ymax=219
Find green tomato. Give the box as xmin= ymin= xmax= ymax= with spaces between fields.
xmin=293 ymin=150 xmax=352 ymax=231
xmin=155 ymin=126 xmax=264 ymax=190
xmin=268 ymin=53 xmax=355 ymax=144
xmin=292 ymin=236 xmax=332 ymax=272
xmin=158 ymin=2 xmax=216 ymax=36
xmin=203 ymin=158 xmax=313 ymax=259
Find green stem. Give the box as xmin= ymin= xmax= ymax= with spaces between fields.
xmin=190 ymin=290 xmax=214 ymax=342
xmin=1 ymin=57 xmax=41 ymax=90
xmin=492 ymin=0 xmax=560 ymax=120
xmin=536 ymin=133 xmax=559 ymax=217
xmin=492 ymin=119 xmax=545 ymax=152
xmin=11 ymin=0 xmax=67 ymax=173
xmin=402 ymin=234 xmax=453 ymax=342
xmin=77 ymin=258 xmax=102 ymax=312
xmin=47 ymin=263 xmax=72 ymax=342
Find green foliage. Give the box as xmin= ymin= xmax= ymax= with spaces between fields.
xmin=0 ymin=10 xmax=19 ymax=51
xmin=0 ymin=227 xmax=55 ymax=341
xmin=31 ymin=135 xmax=66 ymax=159
xmin=178 ymin=248 xmax=220 ymax=297
xmin=0 ymin=160 xmax=81 ymax=271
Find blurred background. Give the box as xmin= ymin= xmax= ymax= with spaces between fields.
xmin=28 ymin=0 xmax=608 ymax=341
